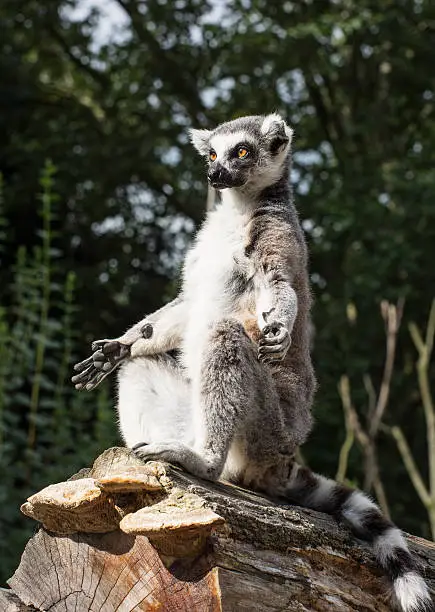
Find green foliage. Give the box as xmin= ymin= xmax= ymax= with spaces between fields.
xmin=0 ymin=166 xmax=117 ymax=585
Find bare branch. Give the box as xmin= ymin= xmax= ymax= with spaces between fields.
xmin=338 ymin=298 xmax=434 ymax=528
xmin=337 ymin=299 xmax=405 ymax=518
xmin=363 ymin=374 xmax=376 ymax=422
xmin=335 ymin=429 xmax=354 ymax=484
xmin=410 ymin=300 xmax=435 ymax=513
xmin=389 ymin=426 xmax=431 ymax=509
xmin=409 ymin=322 xmax=425 ymax=355
xmin=370 ymin=299 xmax=404 ymax=438
xmin=338 ymin=376 xmax=369 ymax=448
xmin=338 ymin=376 xmax=391 ymax=515
xmin=335 ymin=376 xmax=390 ymax=518
xmin=336 ymin=379 xmax=355 ymax=483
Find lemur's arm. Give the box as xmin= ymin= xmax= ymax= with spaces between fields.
xmin=109 ymin=296 xmax=186 ymax=352
xmin=249 ymin=208 xmax=302 ymax=364
xmin=254 ymin=266 xmax=297 ymax=364
xmin=72 ymin=296 xmax=187 ymax=390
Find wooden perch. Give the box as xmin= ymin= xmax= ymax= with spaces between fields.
xmin=4 ymin=447 xmax=435 ymax=611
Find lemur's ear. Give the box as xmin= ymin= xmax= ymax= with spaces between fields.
xmin=189 ymin=128 xmax=212 ymax=156
xmin=261 ymin=113 xmax=293 ymax=154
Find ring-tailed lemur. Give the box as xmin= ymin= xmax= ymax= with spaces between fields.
xmin=72 ymin=114 xmax=432 ymax=611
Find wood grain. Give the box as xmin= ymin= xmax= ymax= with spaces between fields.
xmin=8 ymin=530 xmax=221 ymax=611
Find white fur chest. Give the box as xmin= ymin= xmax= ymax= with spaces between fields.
xmin=181 ymin=195 xmax=251 ymax=374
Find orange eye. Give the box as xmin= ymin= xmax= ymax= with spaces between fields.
xmin=209 ymin=150 xmax=217 ymax=161
xmin=238 ymin=147 xmax=249 ymax=159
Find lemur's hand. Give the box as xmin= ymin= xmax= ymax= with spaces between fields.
xmin=72 ymin=323 xmax=153 ymax=391
xmin=258 ymin=321 xmax=291 ymax=364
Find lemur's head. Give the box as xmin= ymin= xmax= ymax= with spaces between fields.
xmin=189 ymin=113 xmax=293 ymax=192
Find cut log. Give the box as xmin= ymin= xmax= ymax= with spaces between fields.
xmin=8 ymin=530 xmax=221 ymax=612
xmin=8 ymin=447 xmax=435 ymax=611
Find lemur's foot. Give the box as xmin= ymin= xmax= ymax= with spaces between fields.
xmin=133 ymin=441 xmax=191 ymax=469
xmin=133 ymin=441 xmax=220 ymax=481
xmin=72 ymin=323 xmax=153 ymax=391
xmin=258 ymin=321 xmax=291 ymax=364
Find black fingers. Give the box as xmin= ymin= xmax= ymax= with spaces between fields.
xmin=258 ymin=323 xmax=290 ymax=364
xmin=91 ymin=339 xmax=107 ymax=352
xmin=73 ymin=355 xmax=94 ymax=372
xmin=99 ymin=347 xmax=129 ymax=371
xmin=85 ymin=370 xmax=111 ymax=390
xmin=258 ymin=344 xmax=287 ymax=358
xmin=72 ymin=365 xmax=101 ymax=390
xmin=259 ymin=330 xmax=287 ymax=347
xmin=72 ymin=365 xmax=115 ymax=391
xmin=71 ymin=364 xmax=95 ymax=385
xmin=72 ymin=339 xmax=131 ymax=391
xmin=101 ymin=344 xmax=130 ymax=365
xmin=92 ymin=350 xmax=105 ymax=364
xmin=258 ymin=352 xmax=286 ymax=365
xmin=92 ymin=345 xmax=129 ymax=371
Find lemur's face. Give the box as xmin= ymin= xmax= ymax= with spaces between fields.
xmin=190 ymin=114 xmax=293 ymax=192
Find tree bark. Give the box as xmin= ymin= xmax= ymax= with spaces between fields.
xmin=5 ymin=447 xmax=435 ymax=611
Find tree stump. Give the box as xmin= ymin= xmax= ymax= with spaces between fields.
xmin=4 ymin=447 xmax=435 ymax=611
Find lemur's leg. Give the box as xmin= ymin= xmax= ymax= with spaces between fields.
xmin=275 ymin=363 xmax=315 ymax=447
xmin=117 ymin=354 xmax=191 ymax=449
xmin=135 ymin=318 xmax=271 ymax=481
xmin=72 ymin=297 xmax=187 ymax=390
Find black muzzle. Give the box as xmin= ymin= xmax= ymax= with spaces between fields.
xmin=208 ymin=164 xmax=244 ymax=189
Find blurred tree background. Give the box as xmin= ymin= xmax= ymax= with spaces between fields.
xmin=0 ymin=0 xmax=434 ymax=585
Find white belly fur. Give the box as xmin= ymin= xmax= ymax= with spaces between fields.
xmin=181 ymin=198 xmax=251 ymax=378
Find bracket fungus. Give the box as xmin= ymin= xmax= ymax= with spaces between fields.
xmin=120 ymin=488 xmax=225 ymax=556
xmin=20 ymin=452 xmax=224 ymax=559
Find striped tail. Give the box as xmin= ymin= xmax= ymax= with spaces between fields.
xmin=285 ymin=465 xmax=433 ymax=612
